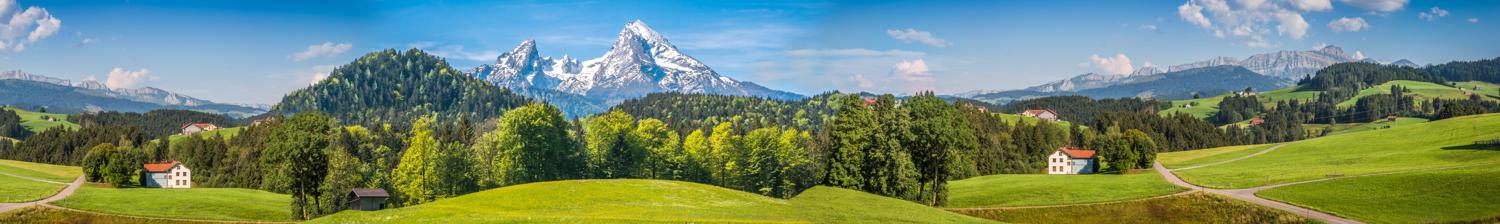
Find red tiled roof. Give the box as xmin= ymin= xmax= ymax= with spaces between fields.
xmin=143 ymin=161 xmax=179 ymax=173
xmin=1249 ymin=119 xmax=1266 ymax=125
xmin=863 ymin=99 xmax=878 ymax=104
xmin=1058 ymin=147 xmax=1096 ymax=158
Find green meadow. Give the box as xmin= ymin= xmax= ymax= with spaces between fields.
xmin=951 ymin=193 xmax=1315 ymax=224
xmin=53 ymin=186 xmax=292 ymax=222
xmin=0 ymin=159 xmax=81 ymax=183
xmin=1 ymin=106 xmax=79 ymax=133
xmin=1157 ymin=144 xmax=1273 ymax=169
xmin=0 ymin=206 xmax=239 ymax=224
xmin=1160 ymin=94 xmax=1226 ymax=118
xmin=0 ymin=173 xmax=64 ymax=203
xmin=1258 ymin=166 xmax=1500 ymax=223
xmin=946 ymin=172 xmax=1186 ymax=208
xmin=1336 ymin=80 xmax=1497 ymax=108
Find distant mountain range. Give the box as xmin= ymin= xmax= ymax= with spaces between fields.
xmin=966 ymin=66 xmax=1284 ymax=103
xmin=468 ymin=20 xmax=802 ymax=116
xmin=957 ymin=45 xmax=1422 ymax=104
xmin=0 ymin=71 xmax=265 ymax=117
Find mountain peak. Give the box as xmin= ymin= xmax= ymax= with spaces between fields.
xmin=1316 ymin=45 xmax=1346 ymax=57
xmin=622 ymin=20 xmax=667 ymax=44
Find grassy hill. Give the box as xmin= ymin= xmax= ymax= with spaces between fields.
xmin=1159 ymin=94 xmax=1226 ymax=118
xmin=2 ymin=106 xmax=79 ymax=133
xmin=1157 ymin=144 xmax=1274 ymax=169
xmin=1454 ymin=81 xmax=1500 ymax=98
xmin=951 ymin=193 xmax=1315 ymax=224
xmin=993 ymin=113 xmax=1074 ymax=129
xmin=0 ymin=159 xmax=81 ymax=183
xmin=167 ymin=126 xmax=244 ymax=142
xmin=311 ymin=179 xmax=993 ymax=223
xmin=1258 ymin=166 xmax=1500 ymax=223
xmin=1173 ymin=113 xmax=1500 ymax=189
xmin=0 ymin=159 xmax=79 ymax=203
xmin=1335 ymin=80 xmax=1495 ymax=108
xmin=947 ymin=173 xmax=1186 ymax=208
xmin=0 ymin=206 xmax=234 ymax=224
xmin=53 ymin=186 xmax=292 ymax=222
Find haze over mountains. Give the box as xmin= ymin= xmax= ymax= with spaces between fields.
xmin=469 ymin=20 xmax=802 ymax=115
xmin=0 ymin=70 xmax=265 ymax=117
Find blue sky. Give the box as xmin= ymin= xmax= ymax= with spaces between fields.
xmin=1 ymin=0 xmax=1497 ymax=104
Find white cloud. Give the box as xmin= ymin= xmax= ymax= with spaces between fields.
xmin=1086 ymin=54 xmax=1135 ymax=75
xmin=848 ymin=74 xmax=874 ymax=88
xmin=1139 ymin=24 xmax=1160 ymax=32
xmin=0 ymin=0 xmax=62 ymax=53
xmin=1290 ymin=0 xmax=1333 ymax=11
xmin=891 ymin=59 xmax=935 ymax=91
xmin=1469 ymin=18 xmax=1480 ymax=23
xmin=785 ymin=48 xmax=925 ymax=57
xmin=77 ymin=37 xmax=98 ymax=46
xmin=1418 ymin=7 xmax=1449 ymax=21
xmin=1313 ymin=42 xmax=1330 ymax=50
xmin=1328 ymin=17 xmax=1370 ymax=32
xmin=1177 ymin=2 xmax=1212 ymax=28
xmin=1338 ymin=0 xmax=1408 ymax=13
xmin=307 ymin=65 xmax=338 ymax=85
xmin=886 ymin=28 xmax=950 ymax=48
xmin=1275 ymin=12 xmax=1310 ymax=39
xmin=288 ymin=42 xmax=352 ymax=61
xmin=104 ymin=68 xmax=156 ymax=89
xmin=1352 ymin=51 xmax=1366 ymax=60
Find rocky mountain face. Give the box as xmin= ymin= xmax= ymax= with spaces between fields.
xmin=1239 ymin=46 xmax=1355 ymax=79
xmin=0 ymin=70 xmax=264 ymax=117
xmin=965 ymin=66 xmax=1283 ymax=104
xmin=469 ymin=20 xmax=801 ymax=114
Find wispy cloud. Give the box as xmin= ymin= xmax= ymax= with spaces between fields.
xmin=1418 ymin=7 xmax=1448 ymax=21
xmin=104 ymin=68 xmax=156 ymax=89
xmin=288 ymin=42 xmax=353 ymax=61
xmin=886 ymin=28 xmax=950 ymax=48
xmin=1328 ymin=17 xmax=1370 ymax=32
xmin=785 ymin=48 xmax=925 ymax=57
xmin=1338 ymin=0 xmax=1409 ymax=13
xmin=0 ymin=0 xmax=62 ymax=52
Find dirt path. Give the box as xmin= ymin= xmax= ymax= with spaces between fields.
xmin=0 ymin=175 xmax=83 ymax=213
xmin=1172 ymin=144 xmax=1288 ymax=171
xmin=1154 ymin=162 xmax=1363 ymax=224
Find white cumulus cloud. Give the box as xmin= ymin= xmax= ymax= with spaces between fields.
xmin=1086 ymin=54 xmax=1135 ymax=75
xmin=0 ymin=0 xmax=62 ymax=53
xmin=307 ymin=64 xmax=338 ymax=85
xmin=104 ymin=68 xmax=156 ymax=89
xmin=891 ymin=59 xmax=936 ymax=91
xmin=1176 ymin=0 xmax=1316 ymax=48
xmin=886 ymin=28 xmax=950 ymax=48
xmin=1338 ymin=0 xmax=1408 ymax=13
xmin=1290 ymin=0 xmax=1332 ymax=11
xmin=288 ymin=42 xmax=352 ymax=61
xmin=1418 ymin=7 xmax=1448 ymax=21
xmin=1328 ymin=17 xmax=1370 ymax=32
xmin=1352 ymin=51 xmax=1366 ymax=60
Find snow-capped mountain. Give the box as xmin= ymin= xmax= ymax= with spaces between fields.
xmin=469 ymin=20 xmax=801 ymax=108
xmin=1167 ymin=56 xmax=1241 ymax=73
xmin=1023 ymin=73 xmax=1130 ymax=93
xmin=1239 ymin=45 xmax=1356 ymax=79
xmin=966 ymin=45 xmax=1360 ymax=96
xmin=0 ymin=70 xmax=264 ymax=117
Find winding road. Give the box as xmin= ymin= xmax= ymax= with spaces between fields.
xmin=1154 ymin=161 xmax=1363 ymax=224
xmin=0 ymin=175 xmax=84 ymax=214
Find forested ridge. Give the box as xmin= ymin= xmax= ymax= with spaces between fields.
xmin=69 ymin=109 xmax=237 ymax=138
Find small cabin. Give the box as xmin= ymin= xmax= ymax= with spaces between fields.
xmin=1386 ymin=115 xmax=1398 ymax=122
xmin=1021 ymin=109 xmax=1059 ymax=121
xmin=142 ymin=161 xmax=191 ymax=188
xmin=348 ymin=188 xmax=390 ymax=211
xmin=1047 ymin=147 xmax=1097 ymax=174
xmin=181 ymin=123 xmax=220 ymax=135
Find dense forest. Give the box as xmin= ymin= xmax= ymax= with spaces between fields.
xmin=1428 ymin=57 xmax=1500 ymax=84
xmin=611 ymin=92 xmax=838 ymax=134
xmin=270 ymin=49 xmax=532 ymax=129
xmin=69 ymin=109 xmax=237 ymax=138
xmin=0 ymin=109 xmax=29 ymax=139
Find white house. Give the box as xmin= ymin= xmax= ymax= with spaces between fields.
xmin=1021 ymin=109 xmax=1059 ymax=121
xmin=142 ymin=161 xmax=192 ymax=188
xmin=1047 ymin=146 xmax=1098 ymax=175
xmin=181 ymin=123 xmax=219 ymax=135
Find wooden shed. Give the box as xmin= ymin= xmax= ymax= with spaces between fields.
xmin=347 ymin=188 xmax=390 ymax=211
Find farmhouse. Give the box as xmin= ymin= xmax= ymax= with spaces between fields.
xmin=142 ymin=161 xmax=192 ymax=188
xmin=1047 ymin=146 xmax=1097 ymax=174
xmin=181 ymin=123 xmax=220 ymax=135
xmin=1021 ymin=109 xmax=1059 ymax=121
xmin=348 ymin=188 xmax=390 ymax=211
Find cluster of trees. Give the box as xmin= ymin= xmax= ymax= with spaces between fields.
xmin=81 ymin=143 xmax=147 ymax=187
xmin=1212 ymin=94 xmax=1262 ymax=125
xmin=70 ymin=109 xmax=236 ymax=138
xmin=1298 ymin=63 xmax=1442 ymax=92
xmin=1 ymin=124 xmax=146 ymax=165
xmin=1427 ymin=57 xmax=1500 ymax=84
xmin=270 ymin=49 xmax=531 ymax=129
xmin=1000 ymin=96 xmax=1164 ymax=123
xmin=0 ymin=109 xmax=30 ymax=139
xmin=612 ymin=92 xmax=838 ymax=134
xmin=825 ymin=93 xmax=975 ymax=206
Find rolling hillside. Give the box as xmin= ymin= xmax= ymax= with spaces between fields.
xmin=947 ymin=173 xmax=1186 ymax=208
xmin=2 ymin=106 xmax=79 ymax=133
xmin=310 ymin=179 xmax=993 ymax=223
xmin=1335 ymin=80 xmax=1498 ymax=108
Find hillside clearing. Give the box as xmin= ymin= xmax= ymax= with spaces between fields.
xmin=947 ymin=172 xmax=1186 ymax=208
xmin=1173 ymin=113 xmax=1500 ymax=188
xmin=951 ymin=192 xmax=1315 ymax=224
xmin=53 ymin=186 xmax=292 ymax=222
xmin=1157 ymin=144 xmax=1274 ymax=169
xmin=0 ymin=159 xmax=81 ymax=183
xmin=1258 ymin=166 xmax=1500 ymax=224
xmin=1336 ymin=80 xmax=1497 ymax=108
xmin=310 ymin=179 xmax=993 ymax=223
xmin=1 ymin=106 xmax=78 ymax=133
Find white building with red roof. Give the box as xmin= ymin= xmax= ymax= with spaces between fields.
xmin=1020 ymin=109 xmax=1059 ymax=121
xmin=142 ymin=161 xmax=192 ymax=188
xmin=1047 ymin=146 xmax=1098 ymax=174
xmin=181 ymin=123 xmax=220 ymax=135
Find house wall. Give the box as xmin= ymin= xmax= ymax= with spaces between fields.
xmin=359 ymin=198 xmax=387 ymax=211
xmin=1047 ymin=151 xmax=1071 ymax=174
xmin=1070 ymin=158 xmax=1096 ymax=174
xmin=143 ymin=172 xmax=170 ymax=188
xmin=168 ymin=165 xmax=192 ymax=188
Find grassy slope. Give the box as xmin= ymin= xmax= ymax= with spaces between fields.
xmin=1336 ymin=80 xmax=1497 ymax=108
xmin=1159 ymin=94 xmax=1225 ymax=118
xmin=1454 ymin=81 xmax=1500 ymax=98
xmin=1325 ymin=117 xmax=1428 ymax=135
xmin=53 ymin=186 xmax=292 ymax=221
xmin=0 ymin=206 xmax=234 ymax=224
xmin=1258 ymin=166 xmax=1500 ymax=224
xmin=1174 ymin=113 xmax=1500 ymax=189
xmin=167 ymin=126 xmax=244 ymax=142
xmin=952 ymin=193 xmax=1316 ymax=224
xmin=946 ymin=172 xmax=1186 ymax=208
xmin=311 ymin=179 xmax=992 ymax=223
xmin=1157 ymin=144 xmax=1273 ymax=169
xmin=994 ymin=113 xmax=1074 ymax=129
xmin=0 ymin=173 xmax=64 ymax=203
xmin=0 ymin=159 xmax=81 ymax=183
xmin=1 ymin=106 xmax=79 ymax=133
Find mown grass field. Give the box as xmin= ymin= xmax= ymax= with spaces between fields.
xmin=1173 ymin=113 xmax=1500 ymax=189
xmin=0 ymin=159 xmax=81 ymax=183
xmin=0 ymin=206 xmax=239 ymax=224
xmin=993 ymin=113 xmax=1074 ymax=129
xmin=1160 ymin=94 xmax=1226 ymax=118
xmin=0 ymin=173 xmax=64 ymax=203
xmin=53 ymin=185 xmax=292 ymax=221
xmin=951 ymin=193 xmax=1315 ymax=224
xmin=167 ymin=126 xmax=244 ymax=142
xmin=1258 ymin=166 xmax=1500 ymax=224
xmin=1 ymin=106 xmax=78 ymax=133
xmin=311 ymin=179 xmax=993 ymax=223
xmin=946 ymin=172 xmax=1186 ymax=208
xmin=1256 ymin=87 xmax=1321 ymax=104
xmin=1157 ymin=144 xmax=1273 ymax=169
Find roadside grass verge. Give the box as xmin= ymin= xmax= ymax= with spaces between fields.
xmin=947 ymin=172 xmax=1186 ymax=208
xmin=1257 ymin=166 xmax=1500 ymax=224
xmin=0 ymin=174 xmax=64 ymax=203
